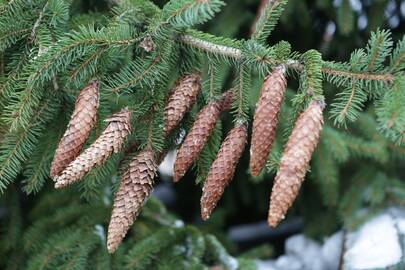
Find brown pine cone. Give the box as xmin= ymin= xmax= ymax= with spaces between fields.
xmin=54 ymin=108 xmax=131 ymax=189
xmin=107 ymin=149 xmax=157 ymax=253
xmin=164 ymin=72 xmax=201 ymax=136
xmin=50 ymin=81 xmax=99 ymax=178
xmin=219 ymin=89 xmax=234 ymax=111
xmin=200 ymin=124 xmax=247 ymax=220
xmin=268 ymin=100 xmax=324 ymax=227
xmin=173 ymin=91 xmax=233 ymax=182
xmin=250 ymin=67 xmax=287 ymax=176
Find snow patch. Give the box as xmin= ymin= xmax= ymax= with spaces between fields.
xmin=285 ymin=234 xmax=325 ymax=270
xmin=322 ymin=231 xmax=344 ymax=270
xmin=344 ymin=213 xmax=402 ymax=269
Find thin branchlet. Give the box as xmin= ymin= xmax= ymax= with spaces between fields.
xmin=178 ymin=34 xmax=242 ymax=59
xmin=178 ymin=34 xmax=395 ymax=84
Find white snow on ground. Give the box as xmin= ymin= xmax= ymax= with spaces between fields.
xmin=256 ymin=233 xmax=341 ymax=270
xmin=256 ymin=207 xmax=405 ymax=270
xmin=344 ymin=213 xmax=402 ymax=269
xmin=397 ymin=219 xmax=405 ymax=234
xmin=256 ymin=260 xmax=279 ymax=270
xmin=285 ymin=235 xmax=325 ymax=270
xmin=322 ymin=231 xmax=344 ymax=270
xmin=275 ymin=255 xmax=303 ymax=270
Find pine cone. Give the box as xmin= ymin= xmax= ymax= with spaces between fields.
xmin=250 ymin=67 xmax=287 ymax=176
xmin=219 ymin=89 xmax=234 ymax=111
xmin=107 ymin=149 xmax=157 ymax=253
xmin=54 ymin=108 xmax=131 ymax=189
xmin=50 ymin=81 xmax=99 ymax=178
xmin=173 ymin=91 xmax=233 ymax=182
xmin=200 ymin=124 xmax=247 ymax=220
xmin=164 ymin=72 xmax=201 ymax=135
xmin=268 ymin=100 xmax=324 ymax=227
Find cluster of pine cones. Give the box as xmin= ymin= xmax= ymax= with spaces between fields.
xmin=50 ymin=68 xmax=324 ymax=253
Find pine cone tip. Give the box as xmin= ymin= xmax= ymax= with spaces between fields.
xmin=201 ymin=206 xmax=211 ymax=221
xmin=268 ymin=210 xmax=285 ymax=227
xmin=172 ymin=171 xmax=183 ymax=182
xmin=54 ymin=180 xmax=65 ymax=189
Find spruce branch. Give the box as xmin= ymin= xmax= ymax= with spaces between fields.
xmin=28 ymin=1 xmax=49 ymax=44
xmin=321 ymin=65 xmax=395 ymax=83
xmin=251 ymin=0 xmax=288 ymax=44
xmin=178 ymin=33 xmax=395 ymax=86
xmin=161 ymin=0 xmax=225 ymax=28
xmin=179 ymin=34 xmax=242 ymax=59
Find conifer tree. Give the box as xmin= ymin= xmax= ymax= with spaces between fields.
xmin=0 ymin=0 xmax=404 ymax=268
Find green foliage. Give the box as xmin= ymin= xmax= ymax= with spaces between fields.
xmin=0 ymin=190 xmax=252 ymax=270
xmin=251 ymin=0 xmax=288 ymax=44
xmin=376 ymin=77 xmax=405 ymax=144
xmin=301 ymin=49 xmax=323 ymax=97
xmin=0 ymin=0 xmax=404 ymax=268
xmin=366 ymin=29 xmax=393 ymax=73
xmin=161 ymin=0 xmax=225 ymax=28
xmin=0 ymin=92 xmax=60 ymax=192
xmin=232 ymin=62 xmax=251 ymax=122
xmin=337 ymin=0 xmax=354 ymax=35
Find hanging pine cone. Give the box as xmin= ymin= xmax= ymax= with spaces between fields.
xmin=164 ymin=72 xmax=201 ymax=136
xmin=54 ymin=108 xmax=131 ymax=189
xmin=250 ymin=66 xmax=287 ymax=177
xmin=107 ymin=149 xmax=157 ymax=253
xmin=220 ymin=89 xmax=234 ymax=111
xmin=200 ymin=124 xmax=247 ymax=220
xmin=173 ymin=90 xmax=233 ymax=182
xmin=50 ymin=81 xmax=99 ymax=178
xmin=268 ymin=100 xmax=324 ymax=227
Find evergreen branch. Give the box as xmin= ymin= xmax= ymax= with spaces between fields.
xmin=162 ymin=0 xmax=225 ymax=28
xmin=321 ymin=66 xmax=394 ymax=83
xmin=390 ymin=36 xmax=405 ymax=73
xmin=340 ymin=82 xmax=357 ymax=121
xmin=0 ymin=93 xmax=59 ymax=192
xmin=366 ymin=29 xmax=393 ymax=72
xmin=28 ymin=30 xmax=138 ymax=87
xmin=301 ymin=50 xmax=323 ymax=97
xmin=110 ymin=54 xmax=161 ymax=93
xmin=231 ymin=62 xmax=251 ymax=122
xmin=376 ymin=77 xmax=405 ymax=144
xmin=0 ymin=28 xmax=30 ymax=51
xmin=125 ymin=227 xmax=188 ymax=269
xmin=179 ymin=34 xmax=242 ymax=59
xmin=28 ymin=1 xmax=49 ymax=44
xmin=68 ymin=46 xmax=106 ymax=81
xmin=251 ymin=0 xmax=288 ymax=44
xmin=179 ymin=33 xmax=395 ymax=85
xmin=3 ymin=24 xmax=137 ymax=131
xmin=22 ymin=147 xmax=51 ymax=194
xmin=330 ymin=81 xmax=367 ymax=126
